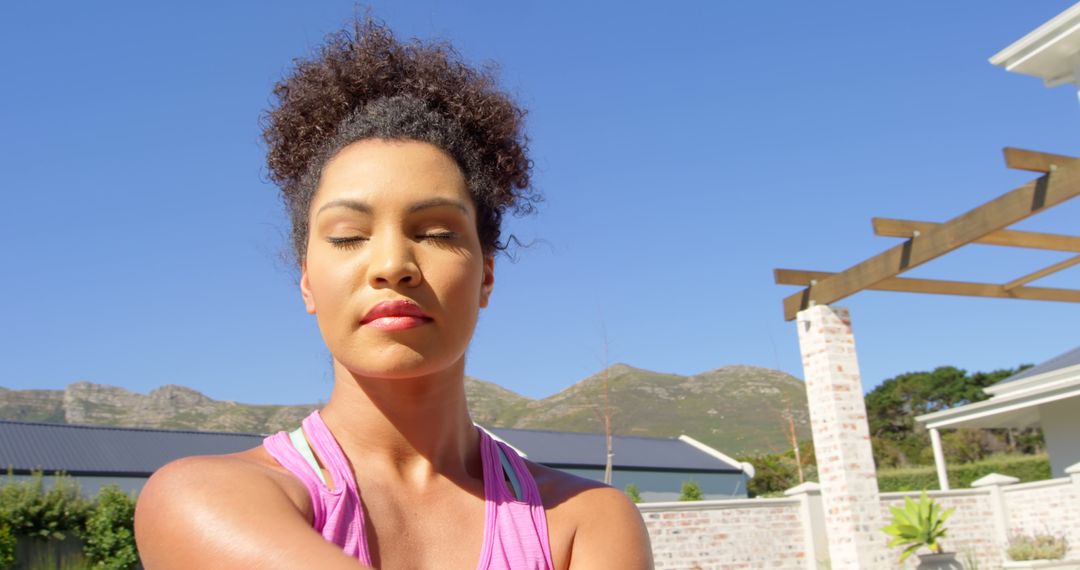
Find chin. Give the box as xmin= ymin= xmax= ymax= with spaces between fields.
xmin=335 ymin=343 xmax=464 ymax=382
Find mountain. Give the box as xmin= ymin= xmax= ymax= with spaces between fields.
xmin=508 ymin=364 xmax=810 ymax=455
xmin=0 ymin=365 xmax=809 ymax=455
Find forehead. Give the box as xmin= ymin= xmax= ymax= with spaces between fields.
xmin=314 ymin=138 xmax=471 ymax=211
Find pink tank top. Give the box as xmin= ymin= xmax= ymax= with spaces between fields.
xmin=263 ymin=410 xmax=554 ymax=569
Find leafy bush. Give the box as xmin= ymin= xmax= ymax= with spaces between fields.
xmin=740 ymin=442 xmax=817 ymax=497
xmin=877 ymin=454 xmax=1050 ymax=492
xmin=679 ymin=480 xmax=704 ymax=501
xmin=1007 ymin=534 xmax=1067 ymax=561
xmin=82 ymin=486 xmax=138 ymax=570
xmin=881 ymin=490 xmax=955 ymax=562
xmin=0 ymin=470 xmax=89 ymax=541
xmin=624 ymin=483 xmax=641 ymax=503
xmin=742 ymin=453 xmax=800 ymax=497
xmin=0 ymin=523 xmax=15 ymax=570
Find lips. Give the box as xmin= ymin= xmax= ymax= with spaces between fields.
xmin=360 ymin=300 xmax=433 ymax=331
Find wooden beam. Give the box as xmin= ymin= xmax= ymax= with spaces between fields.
xmin=781 ymin=157 xmax=1080 ymax=320
xmin=775 ymin=269 xmax=1080 ymax=303
xmin=1003 ymin=254 xmax=1080 ymax=291
xmin=1004 ymin=147 xmax=1080 ymax=173
xmin=872 ymin=218 xmax=1080 ymax=253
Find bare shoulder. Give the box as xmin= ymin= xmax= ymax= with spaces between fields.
xmin=526 ymin=461 xmax=653 ymax=570
xmin=135 ymin=447 xmax=364 ymax=569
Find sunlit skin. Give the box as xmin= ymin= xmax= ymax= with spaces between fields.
xmin=134 ymin=139 xmax=653 ymax=569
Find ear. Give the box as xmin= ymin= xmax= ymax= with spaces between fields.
xmin=299 ymin=258 xmax=316 ymax=314
xmin=479 ymin=255 xmax=495 ymax=308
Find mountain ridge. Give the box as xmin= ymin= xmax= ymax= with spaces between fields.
xmin=1 ymin=364 xmax=809 ymax=455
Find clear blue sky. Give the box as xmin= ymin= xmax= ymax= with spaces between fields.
xmin=2 ymin=1 xmax=1078 ymax=405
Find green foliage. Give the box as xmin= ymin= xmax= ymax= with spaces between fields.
xmin=1007 ymin=533 xmax=1068 ymax=561
xmin=679 ymin=480 xmax=704 ymax=501
xmin=865 ymin=364 xmax=1037 ymax=468
xmin=0 ymin=522 xmax=15 ymax=570
xmin=0 ymin=470 xmax=89 ymax=541
xmin=82 ymin=486 xmax=138 ymax=570
xmin=881 ymin=490 xmax=955 ymax=562
xmin=742 ymin=452 xmax=801 ymax=497
xmin=624 ymin=483 xmax=642 ymax=503
xmin=740 ymin=440 xmax=817 ymax=497
xmin=877 ymin=453 xmax=1050 ymax=492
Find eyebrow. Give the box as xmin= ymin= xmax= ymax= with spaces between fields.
xmin=315 ymin=197 xmax=470 ymax=218
xmin=407 ymin=197 xmax=470 ymax=215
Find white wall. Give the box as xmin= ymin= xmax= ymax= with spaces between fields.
xmin=6 ymin=473 xmax=146 ymax=497
xmin=559 ymin=467 xmax=749 ymax=501
xmin=1041 ymin=397 xmax=1080 ymax=477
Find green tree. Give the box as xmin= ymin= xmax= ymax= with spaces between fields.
xmin=624 ymin=483 xmax=642 ymax=503
xmin=679 ymin=480 xmax=704 ymax=501
xmin=83 ymin=485 xmax=138 ymax=570
xmin=0 ymin=522 xmax=14 ymax=570
xmin=865 ymin=365 xmax=1033 ymax=467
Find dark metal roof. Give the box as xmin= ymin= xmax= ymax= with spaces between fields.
xmin=0 ymin=420 xmax=263 ymax=476
xmin=488 ymin=427 xmax=740 ymax=473
xmin=0 ymin=420 xmax=740 ymax=476
xmin=996 ymin=345 xmax=1080 ymax=385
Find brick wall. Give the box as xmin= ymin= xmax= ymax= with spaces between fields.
xmin=1003 ymin=478 xmax=1080 ymax=558
xmin=637 ymin=473 xmax=1080 ymax=569
xmin=639 ymin=498 xmax=810 ymax=570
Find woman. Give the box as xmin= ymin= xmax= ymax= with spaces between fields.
xmin=133 ymin=16 xmax=653 ymax=570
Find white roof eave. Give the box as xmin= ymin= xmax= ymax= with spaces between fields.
xmin=916 ymin=376 xmax=1080 ymax=430
xmin=990 ymin=2 xmax=1080 ymax=87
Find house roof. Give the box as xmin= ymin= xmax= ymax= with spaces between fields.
xmin=989 ymin=2 xmax=1080 ymax=88
xmin=916 ymin=345 xmax=1080 ymax=430
xmin=0 ymin=420 xmax=742 ymax=477
xmin=994 ymin=345 xmax=1080 ymax=386
xmin=487 ymin=427 xmax=741 ymax=473
xmin=0 ymin=420 xmax=262 ymax=476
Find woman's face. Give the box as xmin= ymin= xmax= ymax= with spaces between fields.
xmin=300 ymin=139 xmax=494 ymax=380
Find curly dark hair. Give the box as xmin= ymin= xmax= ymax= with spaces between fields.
xmin=262 ymin=16 xmax=537 ymax=264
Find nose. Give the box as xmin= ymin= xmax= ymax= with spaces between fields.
xmin=366 ymin=231 xmax=423 ymax=289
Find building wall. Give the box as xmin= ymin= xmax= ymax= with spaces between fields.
xmin=1041 ymin=397 xmax=1080 ymax=477
xmin=7 ymin=473 xmax=147 ymax=497
xmin=639 ymin=498 xmax=809 ymax=570
xmin=559 ymin=468 xmax=749 ymax=501
xmin=1003 ymin=478 xmax=1080 ymax=559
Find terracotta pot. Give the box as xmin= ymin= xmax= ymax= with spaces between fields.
xmin=916 ymin=552 xmax=964 ymax=570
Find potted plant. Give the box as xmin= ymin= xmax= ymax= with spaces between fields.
xmin=881 ymin=490 xmax=963 ymax=569
xmin=1004 ymin=533 xmax=1079 ymax=569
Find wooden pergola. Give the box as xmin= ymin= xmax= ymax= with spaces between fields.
xmin=774 ymin=148 xmax=1080 ymax=321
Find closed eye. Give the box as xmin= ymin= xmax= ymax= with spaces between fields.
xmin=419 ymin=231 xmax=458 ymax=241
xmin=327 ymin=236 xmax=368 ymax=250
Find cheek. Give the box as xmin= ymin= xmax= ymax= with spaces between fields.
xmin=429 ymin=258 xmax=484 ymax=310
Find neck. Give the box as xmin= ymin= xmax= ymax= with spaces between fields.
xmin=320 ymin=356 xmax=480 ymax=484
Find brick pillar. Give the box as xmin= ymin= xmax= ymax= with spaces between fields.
xmin=796 ymin=305 xmax=887 ymax=569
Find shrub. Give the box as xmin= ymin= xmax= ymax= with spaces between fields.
xmin=1007 ymin=534 xmax=1067 ymax=561
xmin=741 ymin=453 xmax=800 ymax=497
xmin=877 ymin=454 xmax=1050 ymax=492
xmin=0 ymin=523 xmax=15 ymax=570
xmin=624 ymin=483 xmax=642 ymax=503
xmin=679 ymin=480 xmax=704 ymax=501
xmin=82 ymin=486 xmax=138 ymax=570
xmin=0 ymin=470 xmax=89 ymax=541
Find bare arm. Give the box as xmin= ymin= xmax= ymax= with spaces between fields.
xmin=565 ymin=487 xmax=654 ymax=570
xmin=135 ymin=455 xmax=369 ymax=570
